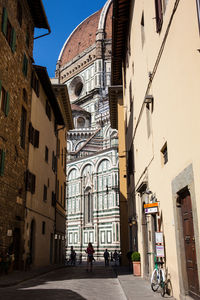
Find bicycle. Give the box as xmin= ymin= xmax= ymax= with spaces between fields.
xmin=151 ymin=259 xmax=166 ymax=297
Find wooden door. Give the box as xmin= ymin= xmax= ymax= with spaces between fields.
xmin=181 ymin=193 xmax=200 ymax=299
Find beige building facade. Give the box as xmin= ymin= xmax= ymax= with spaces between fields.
xmin=110 ymin=0 xmax=200 ymax=299
xmin=25 ymin=66 xmax=68 ymax=267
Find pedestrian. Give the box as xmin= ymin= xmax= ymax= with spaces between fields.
xmin=70 ymin=246 xmax=76 ymax=265
xmin=113 ymin=250 xmax=118 ymax=266
xmin=25 ymin=253 xmax=32 ymax=271
xmin=104 ymin=249 xmax=109 ymax=267
xmin=78 ymin=253 xmax=82 ymax=264
xmin=85 ymin=242 xmax=95 ymax=272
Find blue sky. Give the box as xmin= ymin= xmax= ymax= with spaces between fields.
xmin=33 ymin=0 xmax=107 ymax=78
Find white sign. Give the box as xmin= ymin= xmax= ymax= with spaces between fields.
xmin=144 ymin=207 xmax=158 ymax=214
xmin=156 ymin=245 xmax=165 ymax=257
xmin=155 ymin=232 xmax=163 ymax=244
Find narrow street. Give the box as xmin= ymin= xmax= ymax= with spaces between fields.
xmin=0 ymin=264 xmax=126 ymax=300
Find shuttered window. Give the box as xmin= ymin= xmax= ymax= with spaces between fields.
xmin=0 ymin=82 xmax=10 ymax=116
xmin=20 ymin=106 xmax=27 ymax=149
xmin=2 ymin=7 xmax=16 ymax=52
xmin=26 ymin=170 xmax=36 ymax=194
xmin=155 ymin=0 xmax=163 ymax=33
xmin=22 ymin=54 xmax=28 ymax=77
xmin=28 ymin=123 xmax=40 ymax=148
xmin=0 ymin=149 xmax=5 ymax=176
xmin=43 ymin=185 xmax=47 ymax=202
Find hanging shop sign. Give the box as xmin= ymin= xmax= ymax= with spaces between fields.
xmin=144 ymin=202 xmax=158 ymax=214
xmin=155 ymin=232 xmax=163 ymax=244
xmin=144 ymin=202 xmax=158 ymax=208
xmin=156 ymin=245 xmax=165 ymax=257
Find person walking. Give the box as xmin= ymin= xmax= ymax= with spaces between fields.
xmin=86 ymin=242 xmax=95 ymax=272
xmin=104 ymin=249 xmax=109 ymax=267
xmin=113 ymin=250 xmax=118 ymax=266
xmin=70 ymin=246 xmax=76 ymax=265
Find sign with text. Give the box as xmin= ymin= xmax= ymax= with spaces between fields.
xmin=155 ymin=232 xmax=164 ymax=244
xmin=156 ymin=245 xmax=165 ymax=257
xmin=144 ymin=207 xmax=158 ymax=214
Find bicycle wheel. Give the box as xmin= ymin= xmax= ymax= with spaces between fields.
xmin=160 ymin=269 xmax=166 ymax=297
xmin=151 ymin=269 xmax=159 ymax=291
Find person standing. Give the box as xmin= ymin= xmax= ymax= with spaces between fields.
xmin=70 ymin=246 xmax=76 ymax=265
xmin=104 ymin=249 xmax=109 ymax=267
xmin=86 ymin=242 xmax=95 ymax=272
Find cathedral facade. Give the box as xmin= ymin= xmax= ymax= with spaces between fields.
xmin=55 ymin=0 xmax=120 ymax=259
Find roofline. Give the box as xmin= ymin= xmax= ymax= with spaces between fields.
xmin=27 ymin=0 xmax=51 ymax=32
xmin=111 ymin=0 xmax=132 ymax=86
xmin=33 ymin=65 xmax=64 ymax=125
xmin=52 ymin=84 xmax=74 ymax=130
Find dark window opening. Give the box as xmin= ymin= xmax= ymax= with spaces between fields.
xmin=42 ymin=221 xmax=45 ymax=234
xmin=22 ymin=54 xmax=28 ymax=77
xmin=161 ymin=142 xmax=168 ymax=165
xmin=0 ymin=149 xmax=5 ymax=176
xmin=155 ymin=0 xmax=163 ymax=33
xmin=75 ymin=81 xmax=83 ymax=97
xmin=26 ymin=170 xmax=36 ymax=194
xmin=43 ymin=185 xmax=47 ymax=202
xmin=20 ymin=106 xmax=27 ymax=149
xmin=45 ymin=146 xmax=49 ymax=163
xmin=31 ymin=71 xmax=39 ymax=97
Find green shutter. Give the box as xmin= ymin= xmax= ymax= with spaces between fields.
xmin=0 ymin=150 xmax=5 ymax=176
xmin=2 ymin=7 xmax=8 ymax=36
xmin=11 ymin=28 xmax=16 ymax=52
xmin=5 ymin=91 xmax=9 ymax=116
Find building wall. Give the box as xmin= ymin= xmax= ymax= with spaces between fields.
xmin=0 ymin=0 xmax=34 ymax=267
xmin=124 ymin=0 xmax=200 ymax=299
xmin=25 ymin=77 xmax=57 ymax=267
xmin=66 ymin=148 xmax=120 ymax=259
xmin=55 ymin=125 xmax=67 ymax=263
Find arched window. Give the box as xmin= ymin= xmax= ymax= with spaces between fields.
xmin=77 ymin=117 xmax=85 ymax=128
xmin=84 ymin=188 xmax=92 ymax=224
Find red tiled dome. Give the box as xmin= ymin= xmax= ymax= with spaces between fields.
xmin=59 ymin=1 xmax=112 ymax=66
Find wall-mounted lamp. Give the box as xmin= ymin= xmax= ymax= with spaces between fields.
xmin=128 ymin=216 xmax=137 ymax=226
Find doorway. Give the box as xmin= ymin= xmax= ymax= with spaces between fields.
xmin=178 ymin=188 xmax=200 ymax=299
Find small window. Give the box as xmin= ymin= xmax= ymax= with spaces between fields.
xmin=42 ymin=221 xmax=45 ymax=234
xmin=17 ymin=1 xmax=22 ymax=26
xmin=26 ymin=170 xmax=36 ymax=194
xmin=161 ymin=142 xmax=168 ymax=165
xmin=22 ymin=54 xmax=28 ymax=77
xmin=43 ymin=185 xmax=47 ymax=202
xmin=2 ymin=7 xmax=16 ymax=52
xmin=20 ymin=106 xmax=27 ymax=149
xmin=0 ymin=149 xmax=5 ymax=176
xmin=155 ymin=0 xmax=163 ymax=33
xmin=45 ymin=146 xmax=49 ymax=163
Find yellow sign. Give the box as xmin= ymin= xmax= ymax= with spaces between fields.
xmin=144 ymin=202 xmax=158 ymax=208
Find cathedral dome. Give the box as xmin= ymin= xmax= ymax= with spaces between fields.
xmin=58 ymin=0 xmax=112 ymax=67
